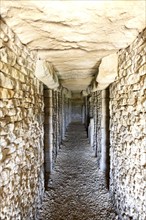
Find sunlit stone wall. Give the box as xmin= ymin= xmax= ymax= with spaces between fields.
xmin=0 ymin=19 xmax=44 ymax=219
xmin=110 ymin=29 xmax=146 ymax=220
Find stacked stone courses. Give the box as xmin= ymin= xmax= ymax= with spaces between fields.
xmin=0 ymin=20 xmax=44 ymax=219
xmin=0 ymin=16 xmax=145 ymax=220
xmin=109 ymin=28 xmax=146 ymax=220
xmin=86 ymin=28 xmax=145 ymax=220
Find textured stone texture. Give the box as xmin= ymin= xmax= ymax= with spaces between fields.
xmin=96 ymin=53 xmax=118 ymax=90
xmin=37 ymin=123 xmax=117 ymax=220
xmin=0 ymin=4 xmax=146 ymax=220
xmin=44 ymin=87 xmax=72 ymax=188
xmin=88 ymin=91 xmax=102 ymax=164
xmin=0 ymin=20 xmax=44 ymax=220
xmin=109 ymin=29 xmax=146 ymax=220
xmin=44 ymin=89 xmax=53 ymax=184
xmin=35 ymin=60 xmax=59 ymax=90
xmin=1 ymin=1 xmax=145 ymax=92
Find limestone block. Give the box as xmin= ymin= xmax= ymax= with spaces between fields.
xmin=123 ymin=59 xmax=132 ymax=70
xmin=35 ymin=60 xmax=59 ymax=89
xmin=126 ymin=74 xmax=140 ymax=85
xmin=0 ymin=30 xmax=9 ymax=42
xmin=16 ymin=56 xmax=26 ymax=66
xmin=0 ymin=47 xmax=17 ymax=66
xmin=0 ymin=88 xmax=14 ymax=99
xmin=0 ymin=61 xmax=9 ymax=75
xmin=97 ymin=53 xmax=118 ymax=85
xmin=0 ymin=72 xmax=15 ymax=89
xmin=0 ymin=39 xmax=4 ymax=48
xmin=138 ymin=64 xmax=146 ymax=76
xmin=1 ymin=169 xmax=10 ymax=186
xmin=13 ymin=90 xmax=24 ymax=98
xmin=20 ymin=66 xmax=28 ymax=75
xmin=12 ymin=68 xmax=25 ymax=83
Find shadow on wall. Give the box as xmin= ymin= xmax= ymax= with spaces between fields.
xmin=71 ymin=97 xmax=84 ymax=122
xmin=72 ymin=103 xmax=82 ymax=122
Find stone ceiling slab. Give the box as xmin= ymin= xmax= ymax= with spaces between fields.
xmin=1 ymin=0 xmax=145 ymax=92
xmin=60 ymin=77 xmax=94 ymax=92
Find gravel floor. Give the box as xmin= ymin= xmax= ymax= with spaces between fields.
xmin=37 ymin=122 xmax=117 ymax=220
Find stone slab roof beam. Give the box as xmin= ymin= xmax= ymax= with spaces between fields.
xmin=35 ymin=60 xmax=59 ymax=90
xmin=96 ymin=53 xmax=118 ymax=90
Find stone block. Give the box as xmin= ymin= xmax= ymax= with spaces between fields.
xmin=0 ymin=72 xmax=15 ymax=89
xmin=0 ymin=87 xmax=14 ymax=99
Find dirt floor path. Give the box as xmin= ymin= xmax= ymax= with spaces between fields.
xmin=38 ymin=122 xmax=117 ymax=220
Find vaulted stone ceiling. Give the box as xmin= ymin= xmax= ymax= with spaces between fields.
xmin=1 ymin=0 xmax=146 ymax=92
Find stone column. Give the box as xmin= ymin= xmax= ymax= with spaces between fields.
xmin=52 ymin=90 xmax=57 ymax=162
xmin=69 ymin=99 xmax=72 ymax=124
xmin=82 ymin=104 xmax=85 ymax=124
xmin=56 ymin=91 xmax=59 ymax=153
xmin=66 ymin=97 xmax=69 ymax=127
xmin=65 ymin=97 xmax=68 ymax=128
xmin=44 ymin=89 xmax=53 ymax=184
xmin=62 ymin=94 xmax=65 ymax=139
xmin=58 ymin=91 xmax=62 ymax=146
xmin=93 ymin=92 xmax=97 ymax=155
xmin=100 ymin=89 xmax=109 ymax=172
xmin=96 ymin=91 xmax=102 ymax=166
xmin=85 ymin=96 xmax=88 ymax=130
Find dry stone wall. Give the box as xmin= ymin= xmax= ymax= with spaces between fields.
xmin=0 ymin=19 xmax=44 ymax=219
xmin=110 ymin=29 xmax=146 ymax=220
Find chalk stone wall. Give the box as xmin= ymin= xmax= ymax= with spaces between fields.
xmin=110 ymin=29 xmax=146 ymax=220
xmin=0 ymin=20 xmax=44 ymax=219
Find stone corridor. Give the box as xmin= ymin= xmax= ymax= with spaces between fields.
xmin=38 ymin=123 xmax=116 ymax=220
xmin=0 ymin=1 xmax=146 ymax=220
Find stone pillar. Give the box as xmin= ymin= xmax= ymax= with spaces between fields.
xmin=88 ymin=118 xmax=94 ymax=147
xmin=85 ymin=96 xmax=88 ymax=130
xmin=58 ymin=91 xmax=62 ymax=145
xmin=96 ymin=91 xmax=102 ymax=165
xmin=66 ymin=97 xmax=69 ymax=127
xmin=56 ymin=91 xmax=59 ymax=153
xmin=82 ymin=104 xmax=85 ymax=124
xmin=44 ymin=89 xmax=53 ymax=183
xmin=69 ymin=99 xmax=72 ymax=124
xmin=65 ymin=97 xmax=68 ymax=128
xmin=62 ymin=94 xmax=65 ymax=139
xmin=93 ymin=92 xmax=97 ymax=155
xmin=52 ymin=90 xmax=57 ymax=162
xmin=100 ymin=89 xmax=109 ymax=172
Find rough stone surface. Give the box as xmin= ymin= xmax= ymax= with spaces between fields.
xmin=109 ymin=29 xmax=146 ymax=220
xmin=0 ymin=20 xmax=44 ymax=220
xmin=0 ymin=5 xmax=146 ymax=220
xmin=1 ymin=1 xmax=145 ymax=92
xmin=44 ymin=87 xmax=72 ymax=186
xmin=37 ymin=123 xmax=117 ymax=220
xmin=35 ymin=60 xmax=59 ymax=90
xmin=88 ymin=92 xmax=103 ymax=164
xmin=96 ymin=53 xmax=118 ymax=90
